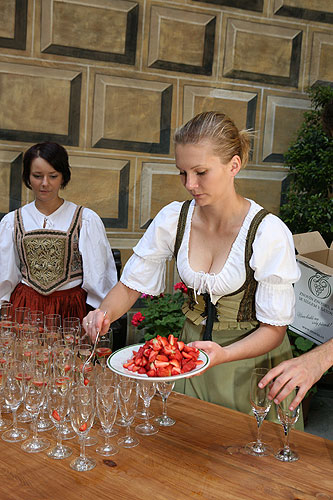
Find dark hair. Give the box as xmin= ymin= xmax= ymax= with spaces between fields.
xmin=22 ymin=142 xmax=71 ymax=189
xmin=174 ymin=111 xmax=252 ymax=169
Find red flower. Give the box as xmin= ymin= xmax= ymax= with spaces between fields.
xmin=131 ymin=312 xmax=145 ymax=327
xmin=174 ymin=282 xmax=188 ymax=294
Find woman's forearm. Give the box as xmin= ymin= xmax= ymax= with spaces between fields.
xmin=223 ymin=324 xmax=287 ymax=363
xmin=100 ymin=281 xmax=141 ymax=323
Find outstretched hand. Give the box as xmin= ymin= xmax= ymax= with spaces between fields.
xmin=82 ymin=309 xmax=111 ymax=342
xmin=258 ymin=352 xmax=324 ymax=410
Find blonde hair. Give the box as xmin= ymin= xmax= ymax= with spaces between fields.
xmin=174 ymin=111 xmax=251 ymax=168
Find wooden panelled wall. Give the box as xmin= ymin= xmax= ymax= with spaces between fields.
xmin=0 ymin=0 xmax=332 ymax=290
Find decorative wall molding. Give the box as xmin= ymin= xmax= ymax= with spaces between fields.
xmin=273 ymin=0 xmax=333 ymax=25
xmin=0 ymin=0 xmax=27 ymax=50
xmin=192 ymin=0 xmax=263 ymax=13
xmin=41 ymin=0 xmax=138 ymax=65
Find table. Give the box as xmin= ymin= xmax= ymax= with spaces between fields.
xmin=0 ymin=392 xmax=332 ymax=500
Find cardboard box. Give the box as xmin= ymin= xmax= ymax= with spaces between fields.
xmin=289 ymin=231 xmax=333 ymax=345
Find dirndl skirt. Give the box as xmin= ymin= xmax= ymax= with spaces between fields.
xmin=10 ymin=282 xmax=88 ymax=323
xmin=175 ymin=319 xmax=304 ymax=430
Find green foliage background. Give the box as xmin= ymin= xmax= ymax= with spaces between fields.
xmin=280 ymin=86 xmax=333 ymax=244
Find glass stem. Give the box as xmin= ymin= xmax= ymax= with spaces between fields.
xmin=32 ymin=415 xmax=38 ymax=440
xmin=256 ymin=415 xmax=264 ymax=444
xmin=144 ymin=401 xmax=150 ymax=426
xmin=12 ymin=409 xmax=18 ymax=432
xmin=79 ymin=437 xmax=86 ymax=460
xmin=125 ymin=424 xmax=131 ymax=439
xmin=161 ymin=396 xmax=168 ymax=417
xmin=104 ymin=433 xmax=110 ymax=448
xmin=283 ymin=424 xmax=291 ymax=451
xmin=56 ymin=424 xmax=63 ymax=448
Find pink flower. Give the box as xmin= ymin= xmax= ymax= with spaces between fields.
xmin=174 ymin=282 xmax=188 ymax=294
xmin=131 ymin=311 xmax=145 ymax=327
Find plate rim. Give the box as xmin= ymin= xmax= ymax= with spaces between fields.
xmin=107 ymin=342 xmax=210 ymax=382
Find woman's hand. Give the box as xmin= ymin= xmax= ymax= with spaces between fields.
xmin=82 ymin=308 xmax=111 ymax=342
xmin=189 ymin=341 xmax=229 ymax=370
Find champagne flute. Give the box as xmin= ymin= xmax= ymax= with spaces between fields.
xmin=96 ymin=384 xmax=118 ymax=456
xmin=0 ymin=364 xmax=12 ymax=430
xmin=245 ymin=367 xmax=273 ymax=456
xmin=0 ymin=302 xmax=13 ymax=323
xmin=117 ymin=380 xmax=139 ymax=448
xmin=21 ymin=366 xmax=50 ymax=453
xmin=63 ymin=317 xmax=81 ymax=346
xmin=96 ymin=372 xmax=119 ymax=438
xmin=2 ymin=364 xmax=29 ymax=442
xmin=95 ymin=336 xmax=112 ymax=371
xmin=275 ymin=392 xmax=300 ymax=462
xmin=156 ymin=381 xmax=176 ymax=426
xmin=135 ymin=381 xmax=158 ymax=436
xmin=70 ymin=385 xmax=96 ymax=472
xmin=47 ymin=376 xmax=73 ymax=459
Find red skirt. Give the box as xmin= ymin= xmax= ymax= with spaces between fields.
xmin=10 ymin=283 xmax=88 ymax=323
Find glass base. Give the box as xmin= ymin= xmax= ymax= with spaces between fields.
xmin=70 ymin=456 xmax=96 ymax=472
xmin=98 ymin=427 xmax=118 ymax=438
xmin=56 ymin=424 xmax=76 ymax=440
xmin=135 ymin=423 xmax=158 ymax=436
xmin=84 ymin=435 xmax=98 ymax=447
xmin=2 ymin=427 xmax=29 ymax=442
xmin=37 ymin=417 xmax=54 ymax=432
xmin=115 ymin=416 xmax=128 ymax=427
xmin=117 ymin=435 xmax=139 ymax=448
xmin=244 ymin=441 xmax=273 ymax=457
xmin=136 ymin=409 xmax=154 ymax=420
xmin=0 ymin=417 xmax=12 ymax=431
xmin=96 ymin=443 xmax=119 ymax=456
xmin=21 ymin=437 xmax=50 ymax=453
xmin=47 ymin=444 xmax=73 ymax=460
xmin=275 ymin=447 xmax=299 ymax=462
xmin=17 ymin=410 xmax=32 ymax=423
xmin=155 ymin=415 xmax=176 ymax=427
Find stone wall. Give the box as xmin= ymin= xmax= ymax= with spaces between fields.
xmin=0 ymin=0 xmax=332 ymax=289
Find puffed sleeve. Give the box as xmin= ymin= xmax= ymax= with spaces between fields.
xmin=250 ymin=214 xmax=301 ymax=326
xmin=79 ymin=209 xmax=118 ymax=308
xmin=0 ymin=213 xmax=22 ymax=303
xmin=120 ymin=202 xmax=182 ymax=296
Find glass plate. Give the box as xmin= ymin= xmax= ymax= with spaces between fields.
xmin=107 ymin=343 xmax=210 ymax=382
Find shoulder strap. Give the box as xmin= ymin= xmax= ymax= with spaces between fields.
xmin=244 ymin=208 xmax=269 ymax=273
xmin=173 ymin=200 xmax=191 ymax=260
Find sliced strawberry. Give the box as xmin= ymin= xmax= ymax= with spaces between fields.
xmin=181 ymin=360 xmax=196 ymax=373
xmin=32 ymin=380 xmax=44 ymax=387
xmin=148 ymin=350 xmax=158 ymax=363
xmin=79 ymin=422 xmax=87 ymax=432
xmin=155 ymin=360 xmax=170 ymax=368
xmin=171 ymin=367 xmax=181 ymax=375
xmin=84 ymin=378 xmax=89 ymax=386
xmin=146 ymin=369 xmax=157 ymax=377
xmin=168 ymin=334 xmax=176 ymax=346
xmin=138 ymin=367 xmax=147 ymax=374
xmin=52 ymin=410 xmax=61 ymax=421
xmin=156 ymin=354 xmax=169 ymax=362
xmin=177 ymin=341 xmax=185 ymax=351
xmin=64 ymin=364 xmax=71 ymax=373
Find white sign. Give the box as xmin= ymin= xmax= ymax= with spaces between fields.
xmin=290 ymin=261 xmax=333 ymax=345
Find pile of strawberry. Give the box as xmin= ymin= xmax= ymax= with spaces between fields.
xmin=123 ymin=334 xmax=202 ymax=377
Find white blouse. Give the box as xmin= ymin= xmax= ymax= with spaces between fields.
xmin=0 ymin=200 xmax=118 ymax=308
xmin=121 ymin=199 xmax=301 ymax=326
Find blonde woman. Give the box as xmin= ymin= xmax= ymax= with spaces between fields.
xmin=84 ymin=112 xmax=302 ymax=427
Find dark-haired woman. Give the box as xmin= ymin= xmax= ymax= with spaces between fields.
xmin=0 ymin=142 xmax=117 ymax=322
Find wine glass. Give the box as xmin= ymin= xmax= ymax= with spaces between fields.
xmin=275 ymin=392 xmax=300 ymax=462
xmin=135 ymin=381 xmax=158 ymax=436
xmin=0 ymin=364 xmax=12 ymax=430
xmin=47 ymin=376 xmax=73 ymax=459
xmin=96 ymin=372 xmax=119 ymax=438
xmin=15 ymin=307 xmax=30 ymax=325
xmin=95 ymin=336 xmax=112 ymax=371
xmin=96 ymin=383 xmax=118 ymax=456
xmin=156 ymin=381 xmax=176 ymax=426
xmin=245 ymin=367 xmax=273 ymax=456
xmin=117 ymin=380 xmax=139 ymax=448
xmin=44 ymin=314 xmax=61 ymax=331
xmin=0 ymin=302 xmax=13 ymax=323
xmin=63 ymin=317 xmax=81 ymax=346
xmin=2 ymin=364 xmax=29 ymax=442
xmin=21 ymin=366 xmax=50 ymax=453
xmin=69 ymin=385 xmax=96 ymax=472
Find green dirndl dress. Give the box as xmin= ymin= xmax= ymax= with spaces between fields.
xmin=173 ymin=201 xmax=304 ymax=430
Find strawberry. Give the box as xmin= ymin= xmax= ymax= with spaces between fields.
xmin=182 ymin=360 xmax=196 ymax=373
xmin=156 ymin=354 xmax=169 ymax=362
xmin=79 ymin=422 xmax=87 ymax=432
xmin=138 ymin=367 xmax=147 ymax=374
xmin=52 ymin=410 xmax=61 ymax=421
xmin=177 ymin=341 xmax=185 ymax=351
xmin=146 ymin=369 xmax=157 ymax=377
xmin=64 ymin=364 xmax=71 ymax=373
xmin=155 ymin=360 xmax=170 ymax=368
xmin=168 ymin=334 xmax=176 ymax=346
xmin=32 ymin=380 xmax=44 ymax=387
xmin=84 ymin=378 xmax=89 ymax=386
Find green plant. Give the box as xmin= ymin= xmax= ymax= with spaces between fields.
xmin=131 ymin=283 xmax=187 ymax=342
xmin=280 ymin=85 xmax=333 ymax=244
